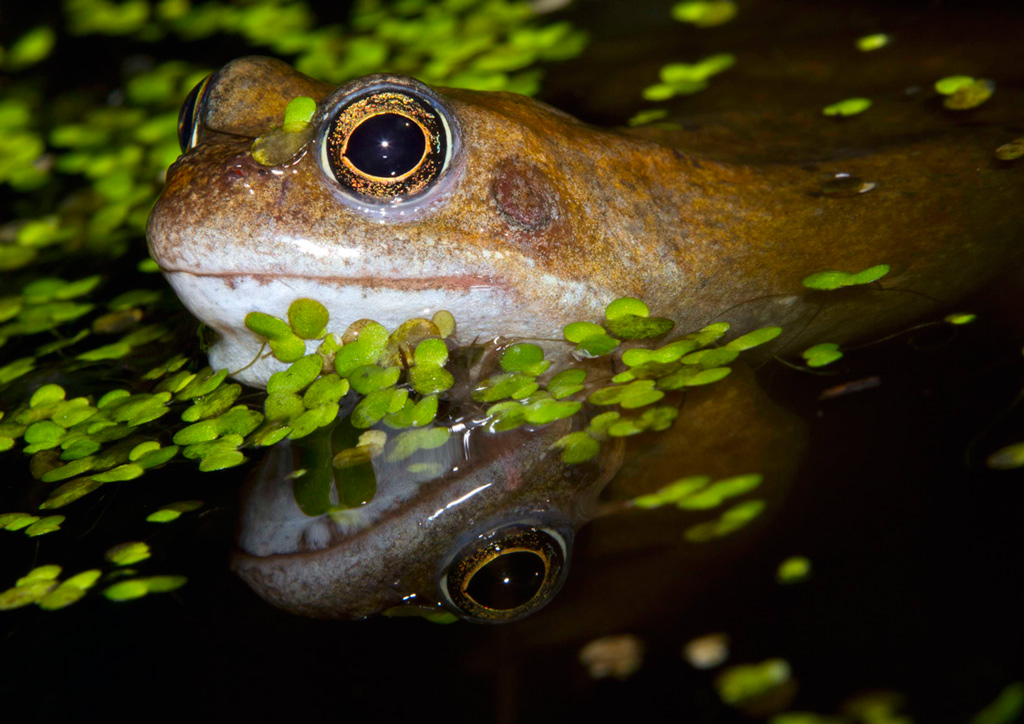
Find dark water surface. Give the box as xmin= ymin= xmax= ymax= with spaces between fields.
xmin=2 ymin=1 xmax=1024 ymax=721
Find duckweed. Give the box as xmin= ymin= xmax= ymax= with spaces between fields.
xmin=776 ymin=556 xmax=812 ymax=583
xmin=671 ymin=1 xmax=737 ymax=27
xmin=802 ymin=343 xmax=843 ymax=368
xmin=802 ymin=264 xmax=890 ymax=291
xmin=856 ymin=33 xmax=891 ymax=51
xmin=643 ymin=53 xmax=736 ymax=101
xmin=822 ymin=98 xmax=872 ymax=117
xmin=146 ymin=500 xmax=203 ymax=523
xmin=715 ymin=658 xmax=792 ymax=706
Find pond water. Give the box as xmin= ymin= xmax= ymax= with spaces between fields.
xmin=1 ymin=0 xmax=1023 ymax=721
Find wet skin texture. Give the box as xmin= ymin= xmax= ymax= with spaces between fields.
xmin=147 ymin=57 xmax=1023 ymax=620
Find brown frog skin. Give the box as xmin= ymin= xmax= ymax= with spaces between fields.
xmin=147 ymin=56 xmax=1024 ymax=389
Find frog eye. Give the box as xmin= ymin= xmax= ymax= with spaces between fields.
xmin=320 ymin=87 xmax=453 ymax=203
xmin=440 ymin=524 xmax=569 ymax=623
xmin=177 ymin=74 xmax=212 ymax=152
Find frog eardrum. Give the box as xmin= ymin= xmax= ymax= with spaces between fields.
xmin=320 ymin=84 xmax=454 ymax=203
xmin=440 ymin=524 xmax=569 ymax=622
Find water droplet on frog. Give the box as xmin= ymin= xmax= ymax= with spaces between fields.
xmin=820 ymin=172 xmax=876 ymax=197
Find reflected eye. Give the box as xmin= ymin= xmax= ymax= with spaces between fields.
xmin=177 ymin=74 xmax=212 ymax=153
xmin=321 ymin=88 xmax=452 ymax=203
xmin=441 ymin=525 xmax=568 ymax=622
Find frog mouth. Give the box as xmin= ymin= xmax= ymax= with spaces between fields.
xmin=170 ymin=269 xmax=501 ymax=293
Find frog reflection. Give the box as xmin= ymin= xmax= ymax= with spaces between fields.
xmin=234 ymin=407 xmax=623 ymax=621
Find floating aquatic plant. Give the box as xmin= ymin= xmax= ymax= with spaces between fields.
xmin=855 ymin=33 xmax=891 ymax=51
xmin=801 ymin=265 xmax=890 ymax=291
xmin=822 ymin=97 xmax=872 ymax=117
xmin=671 ymin=1 xmax=737 ymax=27
xmin=776 ymin=556 xmax=812 ymax=584
xmin=643 ymin=53 xmax=736 ymax=101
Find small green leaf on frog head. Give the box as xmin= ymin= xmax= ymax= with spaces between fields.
xmin=287 ymin=298 xmax=329 ymax=339
xmin=552 ymin=431 xmax=600 ymax=464
xmin=802 ymin=342 xmax=843 ymax=367
xmin=282 ymin=96 xmax=317 ymax=133
xmin=856 ymin=33 xmax=891 ymax=51
xmin=822 ymin=97 xmax=872 ymax=117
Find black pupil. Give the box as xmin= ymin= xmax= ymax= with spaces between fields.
xmin=465 ymin=551 xmax=546 ymax=611
xmin=344 ymin=113 xmax=426 ymax=178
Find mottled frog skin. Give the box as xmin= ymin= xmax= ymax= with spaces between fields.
xmin=147 ymin=56 xmax=1024 ymax=388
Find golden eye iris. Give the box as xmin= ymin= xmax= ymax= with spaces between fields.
xmin=442 ymin=525 xmax=567 ymax=622
xmin=322 ymin=90 xmax=451 ymax=202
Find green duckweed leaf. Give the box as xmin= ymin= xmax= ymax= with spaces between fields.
xmin=2 ymin=513 xmax=40 ymax=531
xmin=146 ymin=500 xmax=203 ymax=523
xmin=945 ymin=312 xmax=976 ymax=325
xmin=606 ymin=297 xmax=649 ymax=320
xmin=776 ymin=556 xmax=812 ymax=583
xmin=181 ymin=382 xmax=242 ymax=421
xmin=414 ymin=338 xmax=449 ymax=367
xmin=563 ymin=321 xmax=606 ymax=343
xmin=725 ymin=326 xmax=782 ymax=351
xmin=0 ymin=357 xmax=35 ymax=384
xmin=802 ymin=264 xmax=890 ymax=290
xmin=90 ymin=463 xmax=144 ymax=482
xmin=176 ymin=368 xmax=229 ymax=400
xmin=802 ymin=342 xmax=843 ymax=367
xmin=334 ymin=321 xmax=389 ymax=377
xmin=287 ymin=298 xmax=329 ymax=339
xmin=995 ymin=139 xmax=1024 ymax=161
xmin=548 ymin=368 xmax=587 ymax=399
xmin=944 ymin=79 xmax=994 ymax=110
xmin=572 ymin=333 xmax=620 ymax=359
xmin=681 ymin=347 xmax=739 ymax=367
xmin=283 ymin=96 xmax=317 ymax=132
xmin=135 ymin=445 xmax=179 ymax=469
xmin=199 ymin=450 xmax=247 ymax=472
xmin=676 ymin=473 xmax=763 ymax=510
xmin=245 ymin=312 xmax=292 ymax=340
xmin=934 ymin=75 xmax=975 ymax=95
xmin=103 ymin=580 xmax=150 ymax=602
xmin=474 ymin=372 xmax=539 ymax=402
xmin=552 ymin=431 xmax=600 ymax=464
xmin=522 ymin=398 xmax=581 ymax=425
xmin=303 ymin=373 xmax=350 ymax=408
xmin=23 ymin=516 xmax=62 ymax=536
xmin=270 ymin=334 xmax=307 ymax=362
xmin=40 ymin=457 xmax=95 ymax=483
xmin=106 ymin=541 xmax=151 ymax=566
xmin=408 ymin=365 xmax=454 ymax=394
xmin=30 ymin=384 xmax=66 ymax=407
xmin=605 ymin=314 xmax=674 ymax=340
xmin=40 ymin=478 xmax=103 ymax=509
xmin=856 ymin=33 xmax=891 ymax=51
xmin=387 ymin=426 xmax=451 ymax=462
xmin=268 ymin=354 xmax=324 ymax=394
xmin=499 ymin=343 xmax=549 ymax=375
xmin=352 ymin=388 xmax=401 ymax=429
xmin=349 ymin=364 xmax=401 ymax=394
xmin=634 ymin=476 xmax=711 ymax=508
xmin=288 ymin=403 xmax=341 ymax=439
xmin=822 ymin=97 xmax=872 ymax=116
xmin=987 ymin=442 xmax=1024 ymax=470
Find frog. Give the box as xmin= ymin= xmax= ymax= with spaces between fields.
xmin=147 ymin=56 xmax=1024 ymax=390
xmin=147 ymin=56 xmax=1023 ymax=622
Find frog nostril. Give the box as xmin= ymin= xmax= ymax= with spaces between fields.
xmin=492 ymin=158 xmax=557 ymax=231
